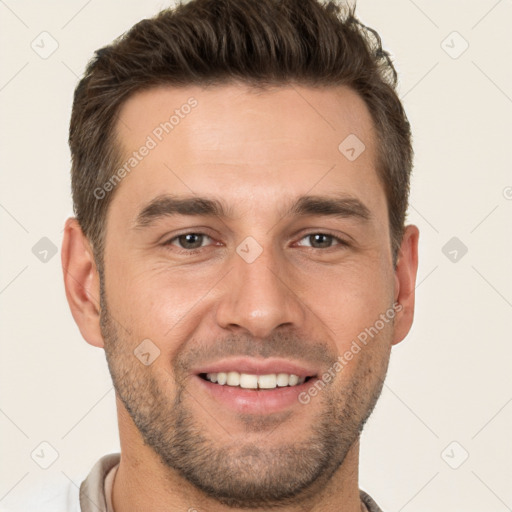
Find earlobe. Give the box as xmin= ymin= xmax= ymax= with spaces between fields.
xmin=61 ymin=217 xmax=105 ymax=348
xmin=391 ymin=224 xmax=420 ymax=346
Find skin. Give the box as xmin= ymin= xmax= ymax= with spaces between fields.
xmin=62 ymin=83 xmax=419 ymax=512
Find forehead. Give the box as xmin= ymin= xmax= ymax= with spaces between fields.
xmin=110 ymin=82 xmax=384 ymax=219
xmin=115 ymin=82 xmax=376 ymax=155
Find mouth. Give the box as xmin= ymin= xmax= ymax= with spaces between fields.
xmin=198 ymin=372 xmax=315 ymax=389
xmin=192 ymin=358 xmax=320 ymax=414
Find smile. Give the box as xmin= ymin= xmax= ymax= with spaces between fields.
xmin=200 ymin=371 xmax=314 ymax=389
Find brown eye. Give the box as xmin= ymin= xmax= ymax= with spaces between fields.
xmin=297 ymin=233 xmax=347 ymax=249
xmin=166 ymin=233 xmax=212 ymax=250
xmin=308 ymin=234 xmax=333 ymax=248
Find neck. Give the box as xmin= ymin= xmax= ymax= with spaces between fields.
xmin=112 ymin=401 xmax=364 ymax=512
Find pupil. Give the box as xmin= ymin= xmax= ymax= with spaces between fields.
xmin=312 ymin=234 xmax=331 ymax=248
xmin=180 ymin=233 xmax=202 ymax=249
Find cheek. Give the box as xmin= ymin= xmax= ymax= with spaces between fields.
xmin=106 ymin=259 xmax=218 ymax=341
xmin=326 ymin=316 xmax=393 ymax=402
xmin=302 ymin=258 xmax=394 ymax=344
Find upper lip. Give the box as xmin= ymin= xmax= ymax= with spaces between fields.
xmin=193 ymin=357 xmax=319 ymax=378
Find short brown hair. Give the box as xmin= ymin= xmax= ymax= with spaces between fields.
xmin=69 ymin=0 xmax=413 ymax=270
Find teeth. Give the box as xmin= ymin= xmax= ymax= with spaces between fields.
xmin=288 ymin=374 xmax=299 ymax=386
xmin=239 ymin=373 xmax=258 ymax=389
xmin=276 ymin=373 xmax=289 ymax=386
xmin=258 ymin=374 xmax=277 ymax=389
xmin=226 ymin=371 xmax=240 ymax=386
xmin=205 ymin=372 xmax=307 ymax=389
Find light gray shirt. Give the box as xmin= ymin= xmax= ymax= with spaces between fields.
xmin=79 ymin=453 xmax=384 ymax=512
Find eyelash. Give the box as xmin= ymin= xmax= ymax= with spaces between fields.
xmin=162 ymin=231 xmax=350 ymax=254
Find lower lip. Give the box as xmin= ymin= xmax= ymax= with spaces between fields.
xmin=194 ymin=375 xmax=317 ymax=414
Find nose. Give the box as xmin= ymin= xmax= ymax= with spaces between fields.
xmin=215 ymin=244 xmax=305 ymax=339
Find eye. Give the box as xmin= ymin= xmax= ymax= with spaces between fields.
xmin=296 ymin=233 xmax=348 ymax=249
xmin=162 ymin=231 xmax=349 ymax=254
xmin=165 ymin=233 xmax=213 ymax=251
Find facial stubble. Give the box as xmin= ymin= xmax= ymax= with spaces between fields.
xmin=99 ymin=281 xmax=391 ymax=508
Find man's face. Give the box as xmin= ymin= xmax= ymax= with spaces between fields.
xmin=98 ymin=83 xmax=406 ymax=507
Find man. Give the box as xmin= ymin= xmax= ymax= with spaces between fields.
xmin=60 ymin=0 xmax=419 ymax=510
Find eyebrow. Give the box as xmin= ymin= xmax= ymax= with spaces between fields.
xmin=132 ymin=193 xmax=371 ymax=230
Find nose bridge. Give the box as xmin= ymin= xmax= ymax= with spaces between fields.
xmin=215 ymin=240 xmax=304 ymax=337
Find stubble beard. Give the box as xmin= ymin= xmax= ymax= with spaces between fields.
xmin=99 ymin=284 xmax=391 ymax=508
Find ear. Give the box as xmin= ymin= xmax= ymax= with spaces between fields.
xmin=391 ymin=224 xmax=420 ymax=346
xmin=61 ymin=217 xmax=104 ymax=348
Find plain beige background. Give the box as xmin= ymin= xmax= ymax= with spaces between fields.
xmin=1 ymin=1 xmax=511 ymax=510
